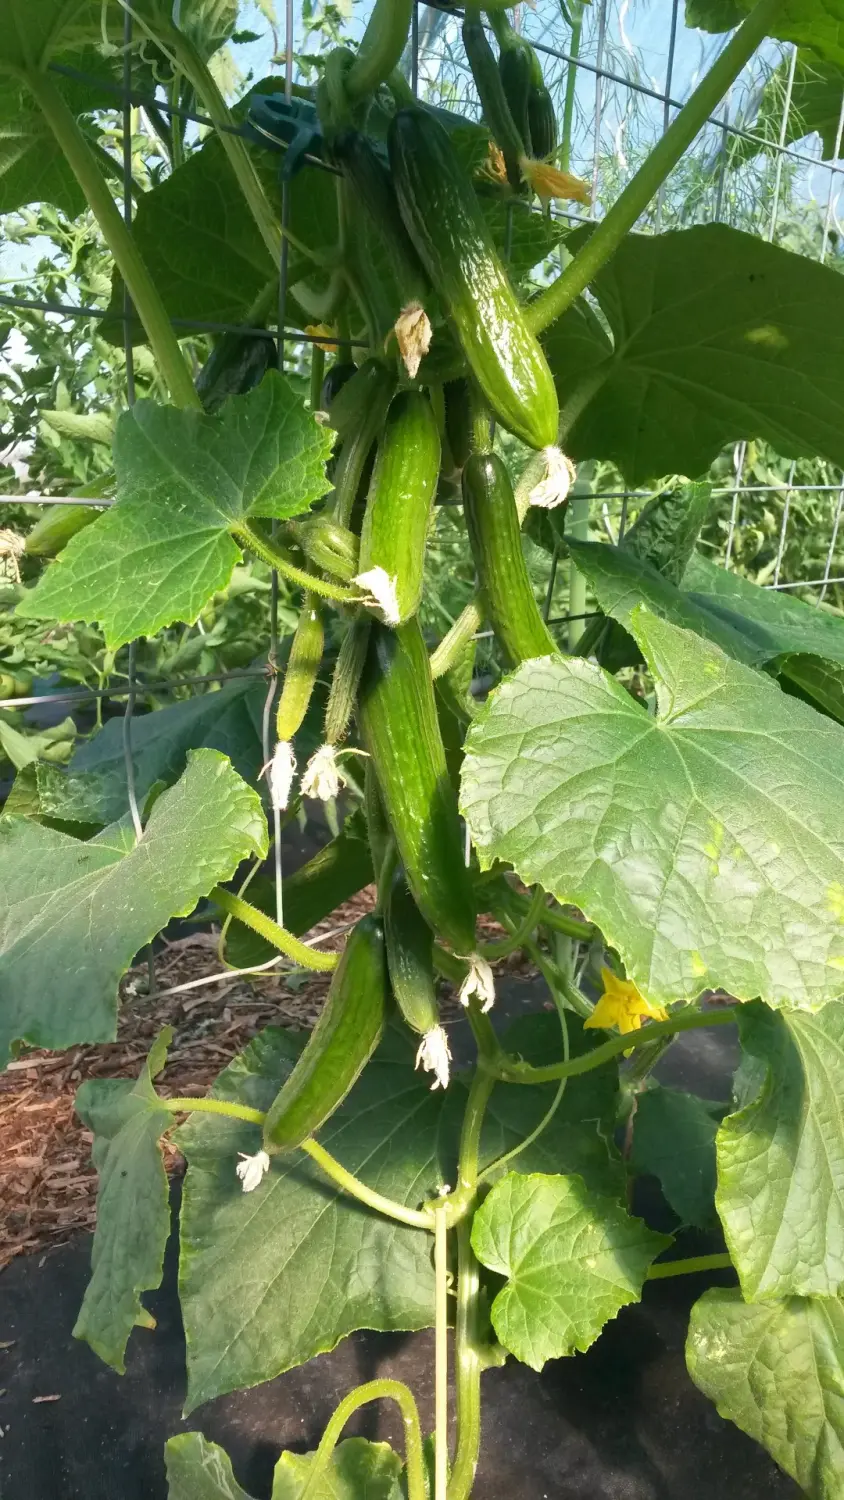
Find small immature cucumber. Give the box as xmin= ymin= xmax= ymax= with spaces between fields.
xmin=195 ymin=329 xmax=274 ymax=413
xmin=332 ymin=129 xmax=430 ymax=307
xmin=324 ymin=611 xmax=371 ymax=747
xmin=385 ymin=868 xmax=440 ymax=1038
xmin=444 ymin=378 xmax=473 ymax=472
xmin=358 ymin=391 xmax=441 ymax=625
xmin=262 ymin=913 xmax=389 ymax=1153
xmin=389 ymin=108 xmax=558 ymax=451
xmin=25 ymin=504 xmax=100 ymax=557
xmin=462 ymin=451 xmax=557 ymax=666
xmin=461 ymin=13 xmax=524 ymax=184
xmin=292 ymin=514 xmax=360 ymax=582
xmin=276 ymin=596 xmax=324 ymax=741
xmin=528 ymin=81 xmax=558 ymax=161
xmin=358 ymin=618 xmax=476 ymax=954
xmin=498 ymin=42 xmax=533 ymax=157
xmin=320 ymin=360 xmax=358 ymax=409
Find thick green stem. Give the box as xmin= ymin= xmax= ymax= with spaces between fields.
xmin=446 ymin=1068 xmax=494 ymax=1499
xmin=297 ymin=1378 xmax=427 ymax=1500
xmin=346 ymin=0 xmax=414 ymax=103
xmin=647 ymin=1253 xmax=733 ymax=1281
xmin=559 ymin=2 xmax=584 ymax=173
xmin=25 ymin=71 xmax=198 ymax=409
xmin=480 ymin=885 xmax=547 ymax=960
xmin=140 ymin=19 xmax=283 ymax=266
xmin=211 ymin=886 xmax=340 ymax=972
xmin=567 ymin=489 xmax=591 ymax=650
xmin=496 ymin=1005 xmax=739 ymax=1084
xmin=301 ymin=1139 xmax=434 ymax=1230
xmin=233 ymin=521 xmax=364 ymax=604
xmin=309 ymin=344 xmax=327 ymax=411
xmin=478 ymin=1011 xmax=570 ymax=1184
xmin=434 ymin=1196 xmax=450 ymax=1500
xmin=525 ymin=0 xmax=786 ymax=335
xmin=162 ymin=1096 xmax=266 ymax=1125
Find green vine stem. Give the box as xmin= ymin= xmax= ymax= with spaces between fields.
xmin=301 ymin=1139 xmax=434 ymax=1231
xmin=478 ymin=1008 xmax=570 ymax=1185
xmin=346 ymin=0 xmax=414 ymax=104
xmin=480 ymin=885 xmax=547 ymax=960
xmin=559 ymin=1 xmax=584 ymax=173
xmin=496 ymin=1005 xmax=740 ymax=1085
xmin=446 ymin=1067 xmax=495 ymax=1498
xmin=524 ymin=0 xmax=785 ymax=336
xmin=25 ymin=71 xmax=199 ymax=409
xmin=162 ymin=1096 xmax=266 ymax=1125
xmin=121 ymin=4 xmax=283 ymax=266
xmin=211 ymin=886 xmax=340 ymax=972
xmin=492 ymin=886 xmax=596 ymax=944
xmin=647 ymin=1253 xmax=733 ymax=1280
xmin=434 ymin=1195 xmax=450 ymax=1500
xmin=296 ymin=1378 xmax=427 ymax=1500
xmin=233 ymin=521 xmax=365 ymax=604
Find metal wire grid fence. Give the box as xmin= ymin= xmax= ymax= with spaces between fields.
xmin=1 ymin=0 xmax=843 ymax=994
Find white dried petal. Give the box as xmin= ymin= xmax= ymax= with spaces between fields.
xmin=394 ymin=301 xmax=433 ymax=381
xmin=301 ymin=742 xmax=347 ymax=801
xmin=458 ymin=954 xmax=496 ymax=1013
xmin=529 ymin=445 xmax=576 ymax=510
xmin=267 ymin=740 xmax=297 ymax=811
xmin=355 ymin=566 xmax=401 ymax=627
xmin=415 ymin=1025 xmax=452 ymax=1090
xmin=236 ymin=1149 xmax=271 ymax=1193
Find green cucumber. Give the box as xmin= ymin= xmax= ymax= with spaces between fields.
xmin=462 ymin=451 xmax=558 ymax=666
xmin=262 ymin=912 xmax=389 ymax=1153
xmin=384 ymin=869 xmax=440 ymax=1037
xmin=223 ymin=809 xmax=375 ymax=968
xmin=358 ymin=390 xmax=441 ymax=625
xmin=498 ymin=42 xmax=532 ymax=158
xmin=276 ymin=596 xmax=324 ymax=741
xmin=358 ymin=617 xmax=476 ymax=954
xmin=332 ymin=129 xmax=430 ymax=306
xmin=320 ymin=360 xmax=358 ymax=409
xmin=444 ymin=378 xmax=474 ymax=472
xmin=324 ymin=611 xmax=371 ymax=747
xmin=25 ymin=503 xmax=100 ymax=557
xmin=388 ymin=108 xmax=558 ymax=450
xmin=528 ymin=81 xmax=558 ymax=161
xmin=195 ymin=328 xmax=274 ymax=413
xmin=331 ymin=365 xmax=397 ymax=528
xmin=462 ymin=12 xmax=524 ymax=184
xmin=327 ymin=358 xmax=395 ymax=447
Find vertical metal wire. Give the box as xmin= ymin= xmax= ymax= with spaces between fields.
xmin=821 ymin=91 xmax=844 ymax=264
xmin=712 ymin=90 xmax=732 ymax=224
xmin=772 ymin=461 xmax=796 ymax=588
xmin=654 ymin=0 xmax=681 ymax=231
xmin=590 ymin=0 xmax=608 ymax=215
xmin=411 ymin=0 xmax=419 ymax=96
xmin=120 ymin=10 xmax=143 ymax=846
xmin=767 ymin=45 xmax=798 ymax=242
xmin=263 ymin=0 xmax=296 ymax=931
xmin=819 ymin=485 xmax=844 ymax=605
xmin=724 ymin=440 xmax=746 ymax=570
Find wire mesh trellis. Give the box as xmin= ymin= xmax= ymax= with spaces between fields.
xmin=2 ymin=0 xmax=844 ymax=992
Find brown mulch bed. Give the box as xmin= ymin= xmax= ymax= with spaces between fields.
xmin=0 ymin=895 xmax=522 ymax=1273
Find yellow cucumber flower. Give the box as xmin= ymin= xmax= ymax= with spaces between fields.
xmin=519 ymin=156 xmax=591 ymax=205
xmin=304 ymin=323 xmax=340 ymax=353
xmin=584 ymin=967 xmax=669 ymax=1036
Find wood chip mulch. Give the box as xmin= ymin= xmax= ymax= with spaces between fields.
xmin=0 ymin=894 xmax=521 ymax=1272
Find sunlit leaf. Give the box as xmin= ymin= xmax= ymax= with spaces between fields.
xmin=461 ymin=607 xmax=844 ymax=1010
xmin=687 ymin=1288 xmax=844 ymax=1497
xmin=0 ymin=749 xmax=266 ymax=1067
xmin=687 ymin=0 xmax=844 ymax=69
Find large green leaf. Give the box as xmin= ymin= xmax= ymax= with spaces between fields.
xmin=73 ymin=1030 xmax=174 ymax=1372
xmin=0 ymin=749 xmax=266 ymax=1068
xmin=687 ymin=0 xmax=844 ymax=68
xmin=683 ymin=552 xmax=844 ymax=665
xmin=630 ymin=1086 xmax=721 ymax=1229
xmin=543 ymin=225 xmax=844 ymax=484
xmin=687 ymin=1288 xmax=844 ymax=1497
xmin=471 ymin=1171 xmax=669 ymax=1370
xmin=18 ymin=373 xmax=333 ymax=649
xmin=733 ymin=51 xmax=844 ymax=161
xmin=461 ymin=606 xmax=844 ymax=1010
xmin=36 ymin=675 xmax=265 ymax=827
xmin=164 ymin=1432 xmax=403 ymax=1500
xmin=177 ymin=1014 xmax=621 ymax=1410
xmin=716 ymin=1000 xmax=844 ymax=1300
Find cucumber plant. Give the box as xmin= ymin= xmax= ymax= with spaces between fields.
xmin=5 ymin=2 xmax=844 ymax=1498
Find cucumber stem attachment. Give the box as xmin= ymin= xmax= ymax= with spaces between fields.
xmin=525 ymin=0 xmax=787 ymax=335
xmin=495 ymin=1005 xmax=740 ymax=1085
xmin=233 ymin=521 xmax=365 ymax=604
xmin=211 ymin=887 xmax=340 ymax=972
xmin=161 ymin=1097 xmax=266 ymax=1125
xmin=301 ymin=1139 xmax=434 ymax=1231
xmin=25 ymin=71 xmax=199 ymax=410
xmin=296 ymin=1378 xmax=427 ymax=1500
xmin=346 ymin=0 xmax=414 ymax=103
